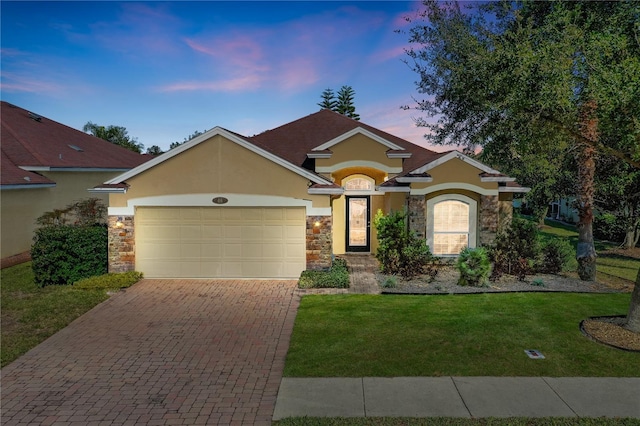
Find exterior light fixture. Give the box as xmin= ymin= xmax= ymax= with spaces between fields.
xmin=314 ymin=221 xmax=321 ymax=227
xmin=115 ymin=217 xmax=124 ymax=228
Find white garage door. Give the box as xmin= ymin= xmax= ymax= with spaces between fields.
xmin=135 ymin=207 xmax=306 ymax=278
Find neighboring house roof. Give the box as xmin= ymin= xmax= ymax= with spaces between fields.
xmin=1 ymin=102 xmax=149 ymax=187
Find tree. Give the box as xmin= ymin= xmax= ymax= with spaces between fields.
xmin=145 ymin=145 xmax=164 ymax=156
xmin=317 ymin=85 xmax=360 ymax=120
xmin=404 ymin=0 xmax=640 ymax=331
xmin=83 ymin=121 xmax=144 ymax=153
xmin=404 ymin=1 xmax=639 ymax=281
xmin=170 ymin=130 xmax=206 ymax=149
xmin=318 ymin=88 xmax=337 ymax=110
xmin=595 ymin=156 xmax=640 ymax=249
xmin=335 ymin=86 xmax=360 ymax=120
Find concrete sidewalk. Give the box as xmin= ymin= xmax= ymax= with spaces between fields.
xmin=273 ymin=376 xmax=640 ymax=420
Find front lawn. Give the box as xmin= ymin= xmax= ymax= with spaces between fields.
xmin=284 ymin=293 xmax=638 ymax=378
xmin=537 ymin=218 xmax=640 ymax=284
xmin=1 ymin=262 xmax=139 ymax=368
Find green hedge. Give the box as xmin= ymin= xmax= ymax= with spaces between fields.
xmin=299 ymin=258 xmax=349 ymax=289
xmin=31 ymin=225 xmax=108 ymax=287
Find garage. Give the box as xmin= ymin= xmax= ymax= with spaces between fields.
xmin=135 ymin=206 xmax=306 ymax=278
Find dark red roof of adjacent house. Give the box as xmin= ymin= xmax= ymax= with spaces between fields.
xmin=1 ymin=152 xmax=55 ymax=186
xmin=249 ymin=109 xmax=445 ymax=174
xmin=1 ymin=102 xmax=149 ymax=178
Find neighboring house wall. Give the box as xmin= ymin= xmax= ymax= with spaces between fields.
xmin=1 ymin=171 xmax=121 ymax=259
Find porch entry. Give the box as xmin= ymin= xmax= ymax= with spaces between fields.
xmin=346 ymin=196 xmax=370 ymax=252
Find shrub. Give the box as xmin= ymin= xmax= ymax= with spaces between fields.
xmin=298 ymin=258 xmax=349 ymax=289
xmin=381 ymin=276 xmax=397 ymax=288
xmin=31 ymin=226 xmax=107 ymax=286
xmin=489 ymin=218 xmax=540 ymax=281
xmin=538 ymin=238 xmax=574 ymax=274
xmin=36 ymin=197 xmax=107 ymax=227
xmin=374 ymin=210 xmax=433 ymax=279
xmin=74 ymin=271 xmax=143 ymax=290
xmin=593 ymin=213 xmax=626 ymax=243
xmin=457 ymin=247 xmax=491 ymax=287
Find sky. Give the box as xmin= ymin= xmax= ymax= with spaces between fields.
xmin=1 ymin=1 xmax=439 ymax=153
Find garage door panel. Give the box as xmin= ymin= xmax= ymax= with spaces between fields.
xmin=136 ymin=207 xmax=306 ymax=278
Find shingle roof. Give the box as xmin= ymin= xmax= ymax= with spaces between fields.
xmin=1 ymin=102 xmax=149 ymax=178
xmin=1 ymin=152 xmax=55 ymax=186
xmin=249 ymin=109 xmax=444 ymax=174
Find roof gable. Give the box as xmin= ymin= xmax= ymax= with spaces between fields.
xmin=105 ymin=126 xmax=332 ymax=186
xmin=409 ymin=151 xmax=501 ymax=175
xmin=249 ymin=109 xmax=437 ymax=172
xmin=311 ymin=127 xmax=406 ymax=153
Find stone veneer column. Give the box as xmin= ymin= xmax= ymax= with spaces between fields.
xmin=108 ymin=215 xmax=135 ymax=273
xmin=407 ymin=195 xmax=426 ymax=239
xmin=498 ymin=199 xmax=513 ymax=231
xmin=306 ymin=216 xmax=332 ymax=270
xmin=479 ymin=195 xmax=499 ymax=246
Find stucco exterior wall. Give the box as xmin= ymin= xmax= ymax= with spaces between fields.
xmin=110 ymin=135 xmax=328 ymax=209
xmin=1 ymin=171 xmax=119 ymax=259
xmin=411 ymin=158 xmax=497 ymax=192
xmin=316 ymin=134 xmax=403 ymax=172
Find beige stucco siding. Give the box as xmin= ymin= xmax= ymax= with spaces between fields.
xmin=316 ymin=135 xmax=402 ymax=171
xmin=411 ymin=158 xmax=497 ymax=191
xmin=1 ymin=171 xmax=119 ymax=259
xmin=110 ymin=135 xmax=328 ymax=209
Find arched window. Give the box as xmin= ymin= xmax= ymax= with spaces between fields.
xmin=345 ymin=177 xmax=373 ymax=191
xmin=427 ymin=194 xmax=477 ymax=256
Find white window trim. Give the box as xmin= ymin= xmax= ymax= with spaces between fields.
xmin=426 ymin=194 xmax=477 ymax=256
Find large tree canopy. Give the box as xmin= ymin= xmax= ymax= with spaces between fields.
xmin=405 ymin=1 xmax=639 ymax=166
xmin=405 ymin=0 xmax=640 ymax=331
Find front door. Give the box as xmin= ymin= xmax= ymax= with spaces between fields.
xmin=346 ymin=196 xmax=370 ymax=252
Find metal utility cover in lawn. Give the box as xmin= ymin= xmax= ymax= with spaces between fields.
xmin=525 ymin=349 xmax=545 ymax=359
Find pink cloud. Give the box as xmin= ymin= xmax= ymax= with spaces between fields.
xmin=158 ymin=74 xmax=264 ymax=93
xmin=0 ymin=72 xmax=64 ymax=94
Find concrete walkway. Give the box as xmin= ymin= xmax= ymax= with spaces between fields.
xmin=342 ymin=254 xmax=380 ymax=294
xmin=274 ymin=376 xmax=640 ymax=419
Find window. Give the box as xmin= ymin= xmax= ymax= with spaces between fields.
xmin=427 ymin=194 xmax=477 ymax=256
xmin=433 ymin=201 xmax=469 ymax=255
xmin=345 ymin=177 xmax=373 ymax=191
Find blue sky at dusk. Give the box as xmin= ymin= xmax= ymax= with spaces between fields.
xmin=1 ymin=1 xmax=438 ymax=152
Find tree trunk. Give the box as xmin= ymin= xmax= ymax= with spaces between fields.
xmin=575 ymin=102 xmax=598 ymax=281
xmin=536 ymin=206 xmax=548 ymax=229
xmin=623 ymin=229 xmax=636 ymax=249
xmin=625 ymin=267 xmax=640 ymax=333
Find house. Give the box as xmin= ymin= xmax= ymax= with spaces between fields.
xmin=99 ymin=109 xmax=528 ymax=279
xmin=0 ymin=101 xmax=150 ymax=266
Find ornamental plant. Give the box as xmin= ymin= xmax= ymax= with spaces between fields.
xmin=457 ymin=247 xmax=490 ymax=287
xmin=374 ymin=209 xmax=433 ymax=279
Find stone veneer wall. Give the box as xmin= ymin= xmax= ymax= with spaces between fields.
xmin=108 ymin=215 xmax=135 ymax=273
xmin=479 ymin=195 xmax=499 ymax=246
xmin=306 ymin=216 xmax=332 ymax=270
xmin=499 ymin=199 xmax=513 ymax=231
xmin=407 ymin=195 xmax=426 ymax=239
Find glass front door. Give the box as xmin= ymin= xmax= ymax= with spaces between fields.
xmin=346 ymin=196 xmax=370 ymax=252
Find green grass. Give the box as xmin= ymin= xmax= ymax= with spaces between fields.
xmin=284 ymin=293 xmax=638 ymax=378
xmin=1 ymin=262 xmax=138 ymax=368
xmin=537 ymin=218 xmax=639 ymax=282
xmin=274 ymin=418 xmax=639 ymax=426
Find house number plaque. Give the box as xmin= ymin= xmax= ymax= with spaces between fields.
xmin=212 ymin=197 xmax=228 ymax=205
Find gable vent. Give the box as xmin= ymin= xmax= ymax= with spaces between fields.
xmin=28 ymin=112 xmax=42 ymax=122
xmin=68 ymin=144 xmax=84 ymax=152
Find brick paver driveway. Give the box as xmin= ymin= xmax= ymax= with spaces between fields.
xmin=1 ymin=279 xmax=299 ymax=425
